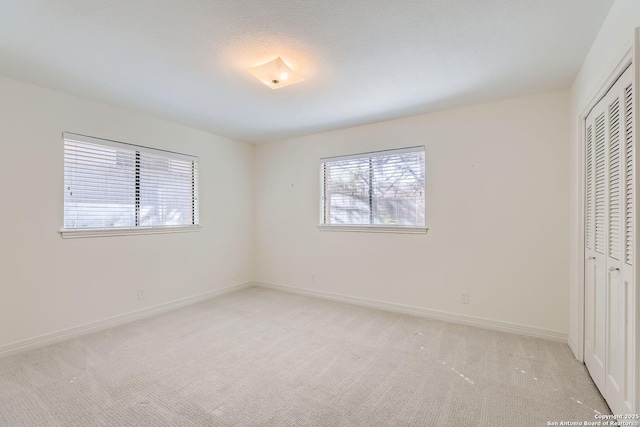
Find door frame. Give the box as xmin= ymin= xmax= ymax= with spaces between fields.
xmin=576 ymin=45 xmax=632 ymax=361
xmin=576 ymin=29 xmax=639 ymax=411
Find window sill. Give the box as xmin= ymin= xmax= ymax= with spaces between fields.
xmin=60 ymin=225 xmax=201 ymax=239
xmin=317 ymin=225 xmax=428 ymax=234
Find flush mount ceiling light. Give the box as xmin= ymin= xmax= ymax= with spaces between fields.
xmin=249 ymin=57 xmax=304 ymax=90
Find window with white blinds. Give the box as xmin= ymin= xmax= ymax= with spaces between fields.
xmin=320 ymin=146 xmax=425 ymax=230
xmin=63 ymin=133 xmax=199 ymax=232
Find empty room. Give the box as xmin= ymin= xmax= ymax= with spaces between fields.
xmin=1 ymin=0 xmax=639 ymax=426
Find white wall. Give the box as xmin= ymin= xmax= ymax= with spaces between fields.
xmin=568 ymin=0 xmax=640 ymax=358
xmin=254 ymin=90 xmax=570 ymax=335
xmin=0 ymin=75 xmax=254 ymax=349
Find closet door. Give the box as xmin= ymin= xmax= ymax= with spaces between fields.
xmin=584 ymin=65 xmax=634 ymax=415
xmin=584 ymin=104 xmax=608 ymax=393
xmin=605 ymin=68 xmax=634 ymax=415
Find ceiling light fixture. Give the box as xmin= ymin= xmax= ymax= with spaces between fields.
xmin=249 ymin=57 xmax=304 ymax=90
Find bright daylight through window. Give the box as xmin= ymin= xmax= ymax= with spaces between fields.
xmin=320 ymin=146 xmax=425 ymax=230
xmin=63 ymin=133 xmax=199 ymax=233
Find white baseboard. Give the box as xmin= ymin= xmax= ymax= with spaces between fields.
xmin=255 ymin=282 xmax=568 ymax=343
xmin=0 ymin=282 xmax=251 ymax=358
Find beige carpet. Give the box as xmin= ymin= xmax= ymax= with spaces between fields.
xmin=0 ymin=287 xmax=611 ymax=426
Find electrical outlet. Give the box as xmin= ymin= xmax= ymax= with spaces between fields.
xmin=460 ymin=292 xmax=469 ymax=304
xmin=311 ymin=273 xmax=316 ymax=283
xmin=138 ymin=289 xmax=146 ymax=300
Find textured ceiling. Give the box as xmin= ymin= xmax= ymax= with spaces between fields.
xmin=0 ymin=0 xmax=613 ymax=143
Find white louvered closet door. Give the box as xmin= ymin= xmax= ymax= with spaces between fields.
xmin=584 ymin=65 xmax=635 ymax=415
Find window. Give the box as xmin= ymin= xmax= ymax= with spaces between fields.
xmin=63 ymin=132 xmax=199 ymax=236
xmin=320 ymin=146 xmax=426 ymax=231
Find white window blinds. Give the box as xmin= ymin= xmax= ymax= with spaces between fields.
xmin=320 ymin=146 xmax=425 ymax=228
xmin=64 ymin=133 xmax=199 ymax=230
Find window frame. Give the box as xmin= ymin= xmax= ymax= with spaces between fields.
xmin=61 ymin=132 xmax=201 ymax=239
xmin=318 ymin=146 xmax=427 ymax=234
